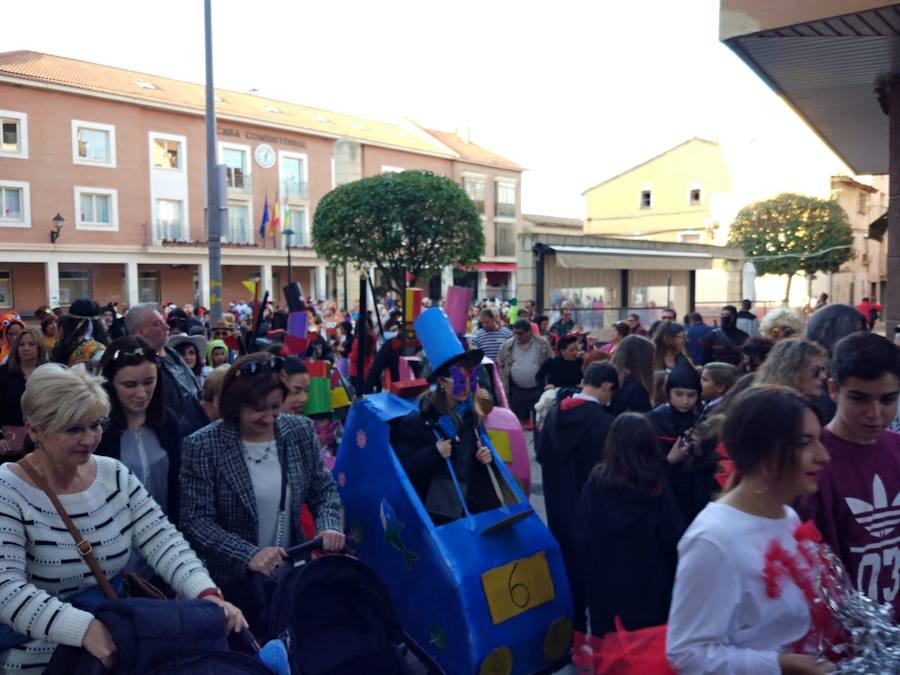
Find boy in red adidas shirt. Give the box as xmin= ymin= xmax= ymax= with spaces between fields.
xmin=797 ymin=332 xmax=900 ymax=618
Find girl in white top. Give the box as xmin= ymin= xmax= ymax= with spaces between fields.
xmin=667 ymin=385 xmax=833 ymax=675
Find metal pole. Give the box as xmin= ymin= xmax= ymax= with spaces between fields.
xmin=342 ymin=261 xmax=349 ymax=313
xmin=355 ymin=275 xmax=368 ymax=397
xmin=204 ymin=0 xmax=223 ymax=322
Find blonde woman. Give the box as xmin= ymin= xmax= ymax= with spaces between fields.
xmin=754 ymin=337 xmax=829 ymax=400
xmin=0 ymin=363 xmax=245 ymax=673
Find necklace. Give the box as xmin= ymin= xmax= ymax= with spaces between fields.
xmin=245 ymin=443 xmax=274 ymax=464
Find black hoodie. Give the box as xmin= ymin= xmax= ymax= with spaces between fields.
xmin=647 ymin=402 xmax=718 ymax=525
xmin=537 ymin=395 xmax=613 ymax=632
xmin=575 ymin=476 xmax=684 ymax=636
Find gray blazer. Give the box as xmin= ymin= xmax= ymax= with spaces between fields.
xmin=180 ymin=414 xmax=343 ymax=588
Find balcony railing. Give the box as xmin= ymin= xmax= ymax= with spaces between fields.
xmin=495 ymin=202 xmax=515 ymax=219
xmin=283 ymin=179 xmax=309 ymax=202
xmin=495 ymin=221 xmax=516 ymax=257
xmin=226 ymin=168 xmax=253 ymax=194
xmin=152 ymin=221 xmax=189 ymax=245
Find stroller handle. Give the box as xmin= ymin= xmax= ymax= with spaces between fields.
xmin=285 ymin=537 xmax=324 ymax=561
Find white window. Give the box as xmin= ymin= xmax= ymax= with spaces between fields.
xmin=219 ymin=143 xmax=251 ymax=193
xmin=59 ymin=270 xmax=92 ymax=305
xmin=285 ymin=206 xmax=310 ymax=246
xmin=679 ymin=232 xmax=702 ymax=243
xmin=0 ymin=271 xmax=12 ymax=309
xmin=688 ymin=180 xmax=703 ymax=206
xmin=381 ymin=165 xmax=404 ymax=174
xmin=0 ymin=111 xmax=27 ymax=159
xmin=152 ymin=137 xmax=182 ymax=169
xmin=640 ymin=190 xmax=652 ymax=209
xmin=139 ymin=271 xmax=161 ymax=303
xmin=72 ymin=120 xmax=116 ymax=167
xmin=224 ymin=201 xmax=252 ymax=243
xmin=495 ymin=179 xmax=516 ymax=219
xmin=279 ymin=152 xmax=308 ymax=201
xmin=156 ymin=199 xmax=185 ymax=241
xmin=0 ymin=180 xmax=30 ymax=228
xmin=462 ymin=174 xmax=485 ymax=215
xmin=74 ymin=187 xmax=118 ymax=231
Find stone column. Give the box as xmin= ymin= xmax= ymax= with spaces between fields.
xmin=45 ymin=259 xmax=60 ymax=308
xmin=260 ymin=263 xmax=273 ymax=301
xmin=124 ymin=261 xmax=139 ymax=307
xmin=315 ymin=265 xmax=327 ymax=301
xmin=198 ymin=260 xmax=211 ymax=310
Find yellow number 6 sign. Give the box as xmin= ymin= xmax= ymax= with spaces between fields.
xmin=481 ymin=551 xmax=556 ymax=624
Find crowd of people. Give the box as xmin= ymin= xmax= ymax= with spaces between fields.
xmin=0 ymin=291 xmax=897 ymax=673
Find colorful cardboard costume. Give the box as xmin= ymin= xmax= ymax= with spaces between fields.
xmin=334 ymin=394 xmax=572 ymax=675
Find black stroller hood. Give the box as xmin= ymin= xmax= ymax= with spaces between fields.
xmin=268 ymin=554 xmax=443 ymax=675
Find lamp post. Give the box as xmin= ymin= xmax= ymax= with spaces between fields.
xmin=282 ymin=228 xmax=294 ymax=286
xmin=50 ymin=213 xmax=64 ymax=243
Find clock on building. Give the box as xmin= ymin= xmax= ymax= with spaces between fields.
xmin=254 ymin=144 xmax=276 ymax=169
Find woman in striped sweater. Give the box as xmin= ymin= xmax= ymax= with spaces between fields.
xmin=0 ymin=363 xmax=246 ymax=673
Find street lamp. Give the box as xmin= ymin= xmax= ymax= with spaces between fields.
xmin=282 ymin=228 xmax=295 ymax=285
xmin=50 ymin=213 xmax=65 ymax=243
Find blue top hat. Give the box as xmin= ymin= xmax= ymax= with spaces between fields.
xmin=414 ymin=308 xmax=484 ymax=383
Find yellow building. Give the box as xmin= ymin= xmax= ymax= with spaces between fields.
xmin=583 ymin=138 xmax=733 ymax=243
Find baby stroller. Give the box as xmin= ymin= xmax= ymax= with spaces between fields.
xmin=258 ymin=539 xmax=444 ymax=675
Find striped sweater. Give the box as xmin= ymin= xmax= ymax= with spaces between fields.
xmin=0 ymin=456 xmax=215 ymax=673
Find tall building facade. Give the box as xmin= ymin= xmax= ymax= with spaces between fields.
xmin=0 ymin=51 xmax=522 ymax=315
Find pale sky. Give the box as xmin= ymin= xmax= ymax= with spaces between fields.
xmin=5 ymin=0 xmax=850 ymax=217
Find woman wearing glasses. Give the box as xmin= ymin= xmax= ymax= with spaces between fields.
xmin=95 ymin=336 xmax=182 ymax=520
xmin=179 ymin=353 xmax=344 ymax=603
xmin=754 ymin=338 xmax=829 ymax=401
xmin=0 ymin=363 xmax=246 ymax=673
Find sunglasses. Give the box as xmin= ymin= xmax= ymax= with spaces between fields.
xmin=111 ymin=347 xmax=157 ymax=363
xmin=62 ymin=418 xmax=110 ymax=438
xmin=237 ymin=356 xmax=285 ymax=377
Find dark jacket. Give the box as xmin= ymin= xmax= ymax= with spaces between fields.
xmin=685 ymin=323 xmax=713 ymax=364
xmin=535 ymin=356 xmax=584 ymax=389
xmin=0 ymin=363 xmax=26 ymax=427
xmin=646 ymin=403 xmax=717 ymax=525
xmin=390 ymin=406 xmax=500 ymax=519
xmin=159 ymin=350 xmax=208 ymax=436
xmin=180 ymin=415 xmax=343 ymax=590
xmin=94 ymin=599 xmax=228 ymax=673
xmin=700 ymin=327 xmax=748 ymax=365
xmin=575 ymin=476 xmax=683 ymax=636
xmin=608 ymin=376 xmax=652 ymax=416
xmin=537 ymin=395 xmax=613 ymax=631
xmin=95 ymin=406 xmax=182 ymax=522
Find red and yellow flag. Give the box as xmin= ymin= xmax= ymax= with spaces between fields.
xmin=271 ymin=189 xmax=281 ymax=236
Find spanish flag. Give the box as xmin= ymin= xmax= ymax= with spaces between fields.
xmin=271 ymin=189 xmax=281 ymax=237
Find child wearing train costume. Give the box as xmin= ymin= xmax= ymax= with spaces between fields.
xmin=390 ymin=308 xmax=501 ymax=524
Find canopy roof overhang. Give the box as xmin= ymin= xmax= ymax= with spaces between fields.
xmin=544 ymin=244 xmax=715 ymax=271
xmin=721 ymin=2 xmax=900 ymax=174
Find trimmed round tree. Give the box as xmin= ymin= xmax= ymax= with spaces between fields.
xmin=313 ymin=170 xmax=484 ymax=296
xmin=728 ymin=192 xmax=854 ymax=302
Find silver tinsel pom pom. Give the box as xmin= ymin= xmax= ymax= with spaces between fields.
xmin=806 ymin=542 xmax=900 ymax=673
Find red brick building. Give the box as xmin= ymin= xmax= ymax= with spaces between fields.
xmin=0 ymin=51 xmax=522 ymax=315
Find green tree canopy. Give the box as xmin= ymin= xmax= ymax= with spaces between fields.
xmin=312 ymin=170 xmax=484 ymax=296
xmin=728 ymin=192 xmax=854 ymax=301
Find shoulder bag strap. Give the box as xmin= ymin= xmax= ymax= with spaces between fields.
xmin=18 ymin=458 xmax=118 ymax=601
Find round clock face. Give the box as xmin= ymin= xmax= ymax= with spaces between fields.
xmin=255 ymin=144 xmax=275 ymax=169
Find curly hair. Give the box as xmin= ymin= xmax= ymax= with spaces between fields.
xmin=759 ymin=307 xmax=804 ymax=341
xmin=754 ymin=337 xmax=827 ymax=393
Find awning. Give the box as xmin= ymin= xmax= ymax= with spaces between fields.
xmin=869 ymin=212 xmax=888 ymax=242
xmin=549 ymin=245 xmax=714 ymax=271
xmin=458 ymin=262 xmax=517 ymax=272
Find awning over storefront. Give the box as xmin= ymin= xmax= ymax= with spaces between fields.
xmin=548 ymin=244 xmax=714 ymax=271
xmin=869 ymin=212 xmax=888 ymax=242
xmin=459 ymin=262 xmax=517 ymax=272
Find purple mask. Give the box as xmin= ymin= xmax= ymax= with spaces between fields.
xmin=449 ymin=365 xmax=481 ymax=397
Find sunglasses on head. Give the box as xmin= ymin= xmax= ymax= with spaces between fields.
xmin=237 ymin=356 xmax=285 ymax=377
xmin=111 ymin=347 xmax=157 ymax=363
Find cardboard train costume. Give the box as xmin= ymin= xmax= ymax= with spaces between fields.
xmin=334 ymin=307 xmax=573 ymax=675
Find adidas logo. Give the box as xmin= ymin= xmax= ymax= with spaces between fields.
xmin=845 ymin=475 xmax=900 ymax=539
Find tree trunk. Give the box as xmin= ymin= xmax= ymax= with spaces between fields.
xmin=784 ymin=273 xmax=794 ymax=304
